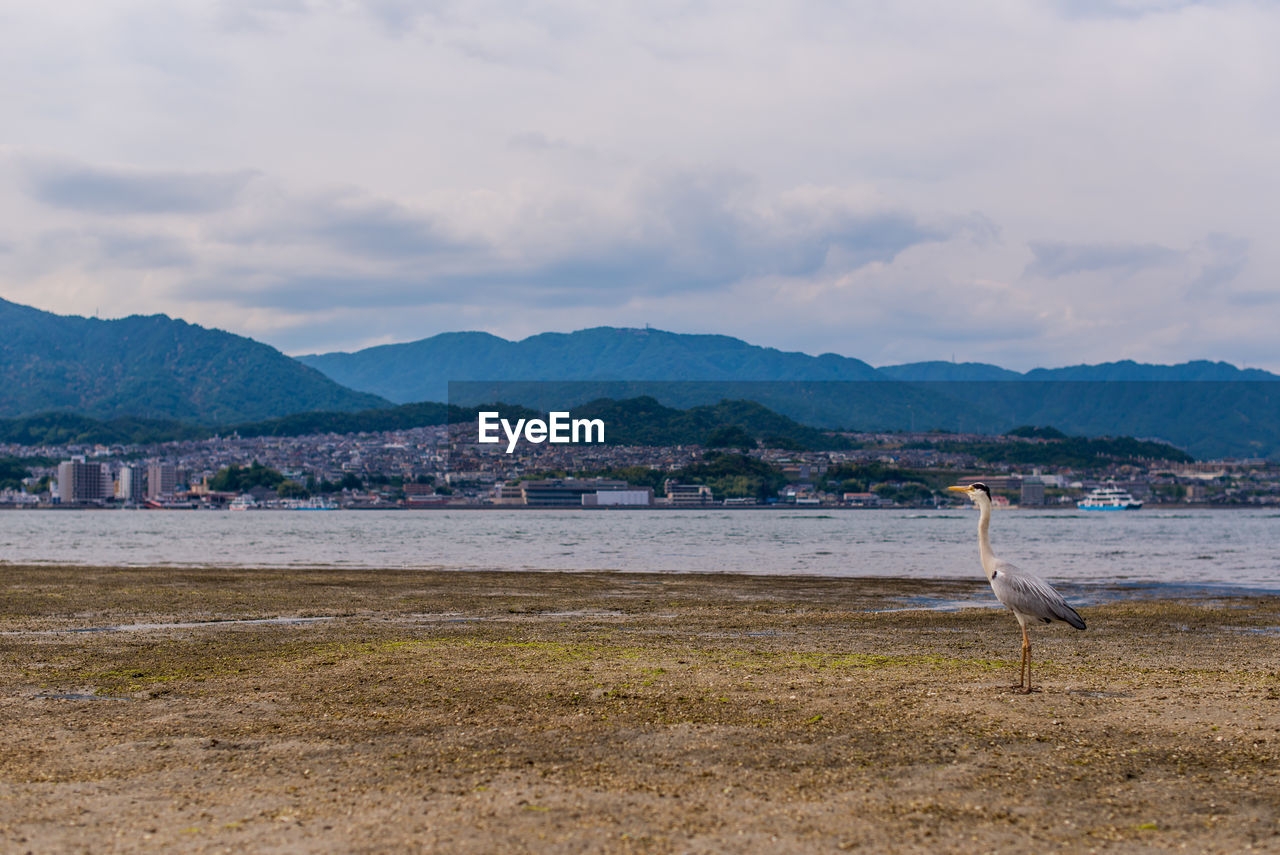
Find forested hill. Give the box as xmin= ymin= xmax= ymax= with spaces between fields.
xmin=0 ymin=298 xmax=388 ymax=423
xmin=298 ymin=327 xmax=883 ymax=403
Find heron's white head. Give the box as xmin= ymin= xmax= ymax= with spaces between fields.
xmin=948 ymin=482 xmax=991 ymax=504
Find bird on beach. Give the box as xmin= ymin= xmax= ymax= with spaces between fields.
xmin=948 ymin=482 xmax=1086 ymax=693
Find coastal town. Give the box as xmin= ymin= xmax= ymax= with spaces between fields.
xmin=2 ymin=421 xmax=1276 ymax=510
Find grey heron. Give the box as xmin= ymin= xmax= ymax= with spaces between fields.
xmin=948 ymin=482 xmax=1086 ymax=693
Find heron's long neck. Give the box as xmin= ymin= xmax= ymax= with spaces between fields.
xmin=976 ymin=500 xmax=997 ymax=580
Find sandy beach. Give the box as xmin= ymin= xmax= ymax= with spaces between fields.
xmin=2 ymin=565 xmax=1278 ymax=853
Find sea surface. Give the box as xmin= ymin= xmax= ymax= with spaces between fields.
xmin=1 ymin=508 xmax=1277 ymax=594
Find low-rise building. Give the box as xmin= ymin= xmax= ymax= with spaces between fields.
xmin=664 ymin=482 xmax=713 ymax=506
xmin=584 ymin=488 xmax=653 ymax=507
xmin=491 ymin=484 xmax=525 ymax=505
xmin=522 ymin=478 xmax=631 ymax=507
xmin=403 ymin=483 xmax=446 ymax=506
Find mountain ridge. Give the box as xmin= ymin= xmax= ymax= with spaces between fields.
xmin=299 ymin=327 xmax=1280 ymax=458
xmin=4 ymin=298 xmax=1277 ymax=458
xmin=0 ymin=297 xmax=389 ymax=423
xmin=303 ymin=327 xmax=1280 ymax=398
xmin=299 ymin=326 xmax=884 ymax=403
xmin=884 ymin=357 xmax=1278 ymax=382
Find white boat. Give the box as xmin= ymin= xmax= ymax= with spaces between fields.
xmin=1077 ymin=486 xmax=1143 ymax=510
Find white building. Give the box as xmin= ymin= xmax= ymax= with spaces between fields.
xmin=585 ymin=489 xmax=653 ymax=507
xmin=116 ymin=465 xmax=143 ymax=502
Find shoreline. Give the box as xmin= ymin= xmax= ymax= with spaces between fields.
xmin=1 ymin=502 xmax=1269 ymax=511
xmin=2 ymin=562 xmax=1278 ymax=599
xmin=2 ymin=565 xmax=1278 ymax=852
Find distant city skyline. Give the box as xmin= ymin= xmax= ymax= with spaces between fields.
xmin=2 ymin=2 xmax=1277 ymax=371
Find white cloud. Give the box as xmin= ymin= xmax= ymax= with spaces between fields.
xmin=0 ymin=1 xmax=1278 ymax=370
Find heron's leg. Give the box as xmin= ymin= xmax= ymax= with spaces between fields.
xmin=1020 ymin=625 xmax=1032 ymax=694
xmin=1009 ymin=622 xmax=1029 ymax=690
xmin=1008 ymin=629 xmax=1026 ymax=690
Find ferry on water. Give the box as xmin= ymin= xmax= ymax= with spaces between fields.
xmin=1077 ymin=486 xmax=1143 ymax=511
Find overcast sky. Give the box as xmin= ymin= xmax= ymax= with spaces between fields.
xmin=2 ymin=0 xmax=1277 ymax=369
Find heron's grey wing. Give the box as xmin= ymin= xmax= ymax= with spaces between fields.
xmin=990 ymin=562 xmax=1086 ymax=629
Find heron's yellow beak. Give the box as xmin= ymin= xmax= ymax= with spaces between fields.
xmin=947 ymin=485 xmax=970 ymax=493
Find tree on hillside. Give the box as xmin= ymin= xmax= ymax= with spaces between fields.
xmin=674 ymin=452 xmax=787 ymax=500
xmin=209 ymin=462 xmax=285 ymax=493
xmin=0 ymin=457 xmax=30 ymax=490
xmin=704 ymin=424 xmax=757 ymax=450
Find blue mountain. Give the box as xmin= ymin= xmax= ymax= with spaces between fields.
xmin=302 ymin=328 xmax=1280 ymax=458
xmin=299 ymin=327 xmax=882 ymax=403
xmin=0 ymin=297 xmax=388 ymax=423
xmin=881 ymin=358 xmax=1278 ymax=382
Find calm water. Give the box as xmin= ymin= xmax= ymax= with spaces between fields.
xmin=1 ymin=508 xmax=1277 ymax=591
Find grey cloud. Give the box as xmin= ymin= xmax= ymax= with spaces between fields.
xmin=34 ymin=229 xmax=193 ymax=269
xmin=508 ymin=132 xmax=558 ymax=151
xmin=506 ymin=132 xmax=608 ymax=162
xmin=98 ymin=233 xmax=194 ymax=268
xmin=189 ymin=171 xmax=955 ymax=316
xmin=190 ymin=271 xmax=445 ymax=311
xmin=212 ymin=0 xmax=328 ymax=35
xmin=627 ymin=169 xmax=949 ymax=285
xmin=25 ymin=161 xmax=256 ymax=215
xmin=439 ymin=174 xmax=953 ymax=302
xmin=1025 ymin=240 xmax=1181 ymax=278
xmin=1224 ymin=290 xmax=1280 ymax=307
xmin=360 ymin=0 xmax=456 ymax=35
xmin=14 ymin=151 xmax=961 ymax=329
xmin=187 ymin=264 xmax=643 ymax=313
xmin=1187 ymin=233 xmax=1249 ymax=295
xmin=818 ymin=212 xmax=952 ymax=270
xmin=212 ymin=0 xmax=459 ymax=37
xmin=94 ymin=233 xmax=193 ymax=268
xmin=1053 ymin=0 xmax=1211 ymax=19
xmin=308 ymin=198 xmax=468 ymax=259
xmin=213 ymin=190 xmax=472 ymax=260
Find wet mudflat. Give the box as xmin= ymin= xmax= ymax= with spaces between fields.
xmin=1 ymin=565 xmax=1278 ymax=853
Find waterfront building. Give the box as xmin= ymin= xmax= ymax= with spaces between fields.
xmin=1020 ymin=478 xmax=1046 ymax=506
xmin=403 ymin=483 xmax=446 ymax=506
xmin=584 ymin=488 xmax=653 ymax=507
xmin=958 ymin=475 xmax=1022 ymax=492
xmin=664 ymin=482 xmax=714 ymax=506
xmin=116 ymin=465 xmax=143 ymax=502
xmin=147 ymin=463 xmax=181 ymax=499
xmin=491 ymin=484 xmax=525 ymax=505
xmin=57 ymin=458 xmax=109 ymax=504
xmin=521 ymin=478 xmax=630 ymax=507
